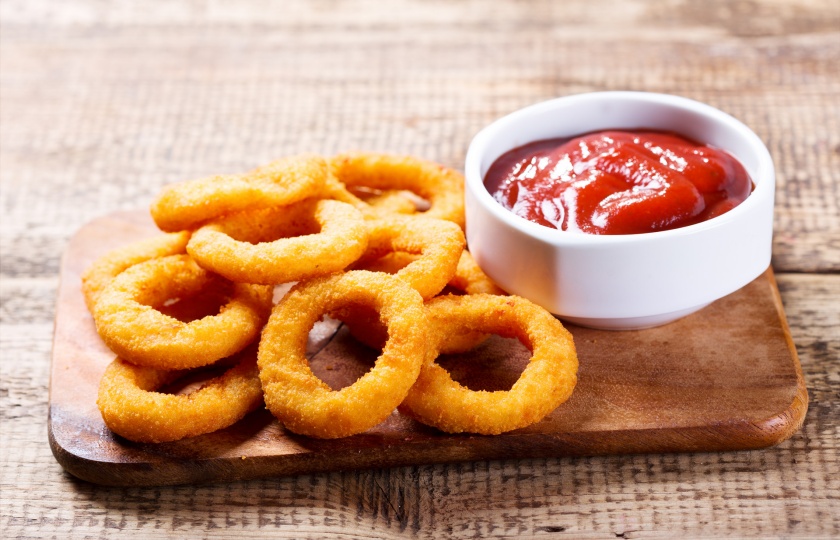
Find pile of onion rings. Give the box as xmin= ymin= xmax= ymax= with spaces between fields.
xmin=83 ymin=152 xmax=578 ymax=443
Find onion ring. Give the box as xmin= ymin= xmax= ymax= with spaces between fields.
xmin=450 ymin=250 xmax=507 ymax=296
xmin=354 ymin=216 xmax=464 ymax=300
xmin=428 ymin=250 xmax=508 ymax=353
xmin=323 ymin=176 xmax=419 ymax=219
xmin=150 ymin=154 xmax=328 ymax=232
xmin=353 ymin=188 xmax=419 ymax=216
xmin=186 ymin=198 xmax=369 ymax=285
xmin=154 ymin=277 xmax=233 ymax=323
xmin=81 ymin=231 xmax=190 ymax=311
xmin=342 ymin=250 xmax=506 ymax=353
xmin=399 ymin=294 xmax=578 ymax=435
xmin=362 ymin=249 xmax=506 ymax=296
xmin=92 ymin=254 xmax=273 ymax=369
xmin=97 ymin=349 xmax=263 ymax=443
xmin=257 ymin=271 xmax=427 ymax=439
xmin=329 ymin=153 xmax=465 ymax=228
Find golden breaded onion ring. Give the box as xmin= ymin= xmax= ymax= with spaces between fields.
xmin=356 ymin=250 xmax=505 ymax=295
xmin=323 ymin=177 xmax=419 ymax=219
xmin=438 ymin=250 xmax=508 ymax=353
xmin=258 ymin=271 xmax=427 ymax=439
xmin=81 ymin=231 xmax=190 ymax=311
xmin=450 ymin=250 xmax=507 ymax=296
xmin=399 ymin=294 xmax=578 ymax=435
xmin=352 ymin=188 xmax=419 ymax=216
xmin=355 ymin=216 xmax=465 ymax=300
xmin=186 ymin=198 xmax=369 ymax=285
xmin=92 ymin=254 xmax=273 ymax=369
xmin=150 ymin=154 xmax=328 ymax=232
xmin=97 ymin=350 xmax=263 ymax=443
xmin=329 ymin=153 xmax=465 ymax=228
xmin=343 ymin=250 xmax=506 ymax=353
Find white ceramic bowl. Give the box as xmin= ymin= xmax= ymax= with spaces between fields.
xmin=464 ymin=91 xmax=775 ymax=330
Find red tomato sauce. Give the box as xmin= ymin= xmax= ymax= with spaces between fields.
xmin=484 ymin=130 xmax=752 ymax=235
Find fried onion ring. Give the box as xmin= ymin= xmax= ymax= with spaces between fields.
xmin=150 ymin=154 xmax=328 ymax=232
xmin=257 ymin=271 xmax=427 ymax=439
xmin=329 ymin=153 xmax=465 ymax=228
xmin=323 ymin=176 xmax=419 ymax=219
xmin=450 ymin=250 xmax=507 ymax=296
xmin=362 ymin=249 xmax=506 ymax=296
xmin=81 ymin=231 xmax=190 ymax=311
xmin=428 ymin=250 xmax=508 ymax=353
xmin=342 ymin=250 xmax=506 ymax=353
xmin=399 ymin=294 xmax=578 ymax=435
xmin=186 ymin=198 xmax=369 ymax=285
xmin=353 ymin=189 xmax=419 ymax=216
xmin=92 ymin=254 xmax=273 ymax=369
xmin=97 ymin=350 xmax=263 ymax=443
xmin=354 ymin=217 xmax=464 ymax=300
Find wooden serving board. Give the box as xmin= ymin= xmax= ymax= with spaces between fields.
xmin=49 ymin=211 xmax=808 ymax=486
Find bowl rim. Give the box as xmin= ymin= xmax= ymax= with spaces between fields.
xmin=464 ymin=91 xmax=775 ymax=245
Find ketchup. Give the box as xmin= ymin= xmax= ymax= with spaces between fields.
xmin=484 ymin=130 xmax=752 ymax=235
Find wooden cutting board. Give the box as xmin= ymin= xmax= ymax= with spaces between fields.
xmin=49 ymin=211 xmax=808 ymax=486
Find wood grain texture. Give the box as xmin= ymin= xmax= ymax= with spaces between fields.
xmin=1 ymin=0 xmax=838 ymax=538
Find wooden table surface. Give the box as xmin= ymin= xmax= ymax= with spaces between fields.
xmin=1 ymin=1 xmax=837 ymax=538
